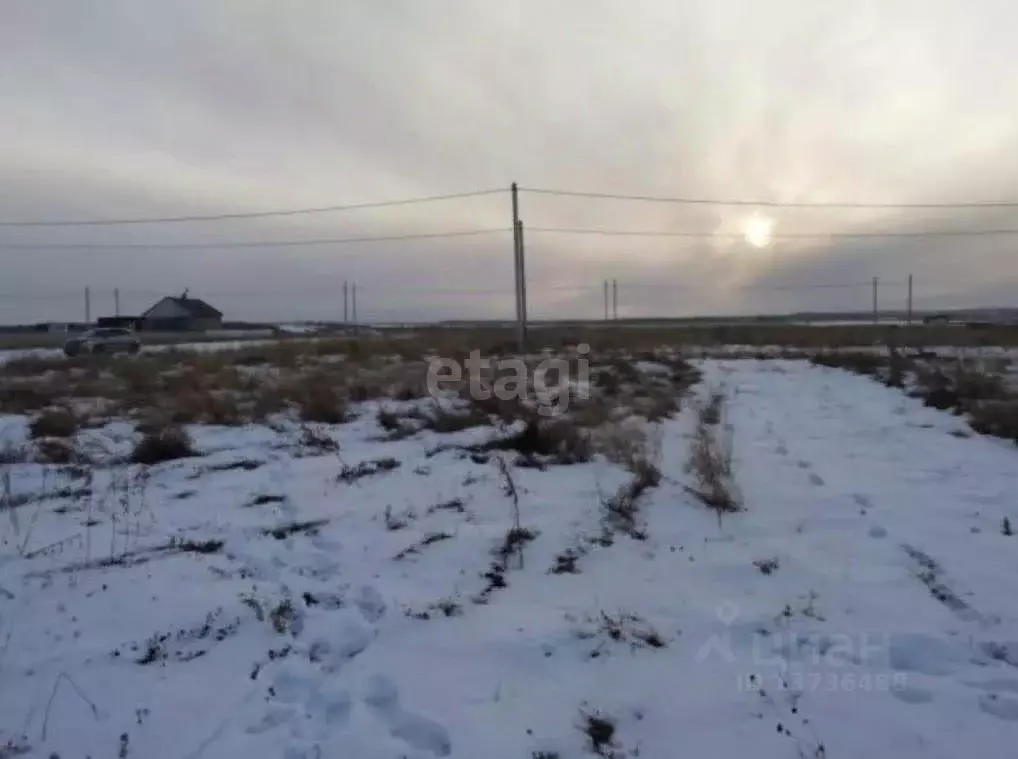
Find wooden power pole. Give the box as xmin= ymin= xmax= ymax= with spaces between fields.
xmin=511 ymin=183 xmax=525 ymax=352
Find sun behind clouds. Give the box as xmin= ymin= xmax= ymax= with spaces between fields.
xmin=741 ymin=213 xmax=775 ymax=249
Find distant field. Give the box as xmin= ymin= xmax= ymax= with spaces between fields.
xmin=399 ymin=322 xmax=1018 ymax=350
xmin=0 ymin=329 xmax=279 ymax=351
xmin=5 ymin=322 xmax=1018 ymax=354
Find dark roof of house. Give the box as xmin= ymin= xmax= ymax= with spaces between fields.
xmin=143 ymin=296 xmax=222 ymax=319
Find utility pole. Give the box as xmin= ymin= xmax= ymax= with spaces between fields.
xmin=351 ymin=282 xmax=358 ymax=334
xmin=872 ymin=276 xmax=879 ymax=326
xmin=604 ymin=280 xmax=609 ymax=321
xmin=84 ymin=286 xmax=91 ymax=324
xmin=518 ymin=219 xmax=527 ymax=339
xmin=907 ymin=274 xmax=913 ymax=325
xmin=114 ymin=288 xmax=120 ymax=318
xmin=612 ymin=278 xmax=618 ymax=320
xmin=511 ymin=182 xmax=525 ymax=352
xmin=343 ymin=280 xmax=349 ymax=326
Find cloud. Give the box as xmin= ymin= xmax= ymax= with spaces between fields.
xmin=1 ymin=0 xmax=1017 ymax=323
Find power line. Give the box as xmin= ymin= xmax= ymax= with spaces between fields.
xmin=0 ymin=188 xmax=507 ymax=227
xmin=528 ymin=226 xmax=1018 ymax=240
xmin=521 ymin=186 xmax=1018 ymax=210
xmin=354 ymin=284 xmax=600 ymax=295
xmin=0 ymin=280 xmax=903 ymax=300
xmin=0 ymin=228 xmax=509 ymax=251
xmin=9 ymin=223 xmax=1014 ymax=251
xmin=613 ymin=280 xmax=907 ymax=291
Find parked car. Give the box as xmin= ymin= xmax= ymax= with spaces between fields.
xmin=64 ymin=328 xmax=141 ymax=357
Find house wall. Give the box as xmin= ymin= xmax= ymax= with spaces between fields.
xmin=139 ymin=316 xmax=222 ymax=332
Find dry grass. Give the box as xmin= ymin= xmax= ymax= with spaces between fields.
xmin=28 ymin=407 xmax=78 ymax=439
xmin=131 ymin=425 xmax=198 ymax=465
xmin=295 ymin=372 xmax=349 ymax=424
xmin=484 ymin=416 xmax=593 ymax=465
xmin=685 ymin=390 xmax=742 ymax=518
xmin=595 ymin=421 xmax=663 ymax=540
xmin=969 ymin=400 xmax=1018 ymax=443
xmin=810 ymin=352 xmax=886 ymax=377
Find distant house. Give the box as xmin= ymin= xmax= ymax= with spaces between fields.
xmin=96 ymin=316 xmax=140 ymax=330
xmin=139 ymin=292 xmax=223 ymax=332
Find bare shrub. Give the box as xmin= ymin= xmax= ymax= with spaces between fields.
xmin=911 ymin=365 xmax=958 ymax=410
xmin=484 ymin=415 xmax=593 ymax=465
xmin=955 ymin=366 xmax=1008 ymax=403
xmin=35 ymin=437 xmax=77 ymax=465
xmin=0 ymin=379 xmax=69 ymax=415
xmin=296 ymin=424 xmax=340 ymax=455
xmin=637 ymin=387 xmax=681 ymax=422
xmin=132 ymin=424 xmax=197 ymax=465
xmin=685 ymin=392 xmax=741 ymax=518
xmin=297 ymin=373 xmax=349 ymax=424
xmin=383 ymin=505 xmax=414 ymax=531
xmin=376 ymin=406 xmax=403 ymax=432
xmin=28 ymin=407 xmax=78 ymax=439
xmin=550 ymin=548 xmax=582 ymax=574
xmin=701 ymin=388 xmax=725 ymax=425
xmin=420 ymin=402 xmax=491 ymax=433
xmin=754 ymin=557 xmax=780 ymax=575
xmin=338 ymin=457 xmax=400 ymax=483
xmin=269 ymin=599 xmax=300 ymax=636
xmin=406 ymin=598 xmax=463 ymax=620
xmin=969 ymin=400 xmax=1018 ymax=443
xmin=810 ymin=352 xmax=885 ymax=377
xmin=588 ymin=611 xmax=666 ymax=650
xmin=601 ymin=462 xmax=660 ymax=541
xmin=594 ymin=420 xmax=661 ymax=471
xmin=579 ymin=710 xmax=619 ymax=758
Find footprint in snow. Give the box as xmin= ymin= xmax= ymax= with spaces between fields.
xmin=868 ymin=525 xmax=888 ymax=540
xmin=890 ymin=684 xmax=935 ymax=705
xmin=309 ymin=616 xmax=375 ymax=673
xmin=364 ymin=674 xmax=453 ymax=757
xmin=291 ymin=686 xmax=353 ymax=744
xmin=979 ymin=693 xmax=1018 ymax=721
xmin=808 ymin=473 xmax=825 ymax=487
xmin=310 ymin=534 xmax=342 ymax=553
xmin=247 ymin=662 xmax=354 ymax=753
xmin=355 ymin=585 xmax=387 ymax=624
xmin=888 ymin=634 xmax=963 ymax=677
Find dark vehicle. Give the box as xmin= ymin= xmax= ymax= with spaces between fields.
xmin=64 ymin=328 xmax=141 ymax=357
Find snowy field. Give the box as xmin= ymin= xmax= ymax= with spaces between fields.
xmin=2 ymin=358 xmax=1018 ymax=758
xmin=0 ymin=338 xmax=288 ymax=366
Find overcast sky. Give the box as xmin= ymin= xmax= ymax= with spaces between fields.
xmin=2 ymin=0 xmax=1017 ymax=324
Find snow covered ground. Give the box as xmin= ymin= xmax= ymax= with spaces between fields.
xmin=2 ymin=359 xmax=1018 ymax=758
xmin=0 ymin=339 xmax=286 ymax=366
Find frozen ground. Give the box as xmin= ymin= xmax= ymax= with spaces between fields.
xmin=0 ymin=338 xmax=296 ymax=366
xmin=3 ymin=359 xmax=1018 ymax=758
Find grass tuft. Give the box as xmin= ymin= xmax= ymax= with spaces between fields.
xmin=685 ymin=389 xmax=742 ymax=519
xmin=29 ymin=407 xmax=78 ymax=439
xmin=131 ymin=424 xmax=197 ymax=465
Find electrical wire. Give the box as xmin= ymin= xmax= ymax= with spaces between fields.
xmin=527 ymin=226 xmax=1018 ymax=239
xmin=0 ymin=228 xmax=509 ymax=251
xmin=520 ymin=186 xmax=1018 ymax=210
xmin=0 ymin=188 xmax=507 ymax=227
